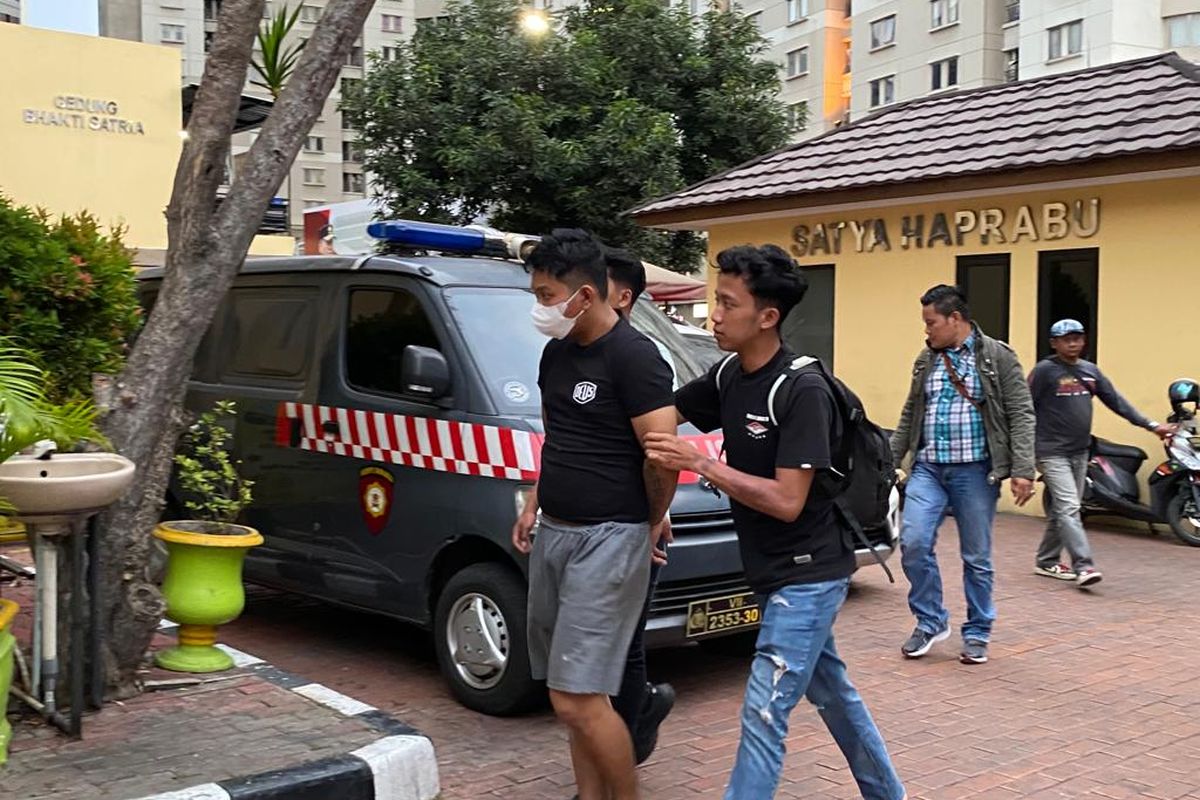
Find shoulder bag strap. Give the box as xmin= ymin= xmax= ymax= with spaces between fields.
xmin=940 ymin=351 xmax=985 ymax=412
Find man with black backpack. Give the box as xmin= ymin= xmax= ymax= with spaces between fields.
xmin=645 ymin=245 xmax=905 ymax=800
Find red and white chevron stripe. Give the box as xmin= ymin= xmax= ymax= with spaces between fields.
xmin=275 ymin=402 xmax=722 ymax=484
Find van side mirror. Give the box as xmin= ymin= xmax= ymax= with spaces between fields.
xmin=401 ymin=345 xmax=450 ymax=400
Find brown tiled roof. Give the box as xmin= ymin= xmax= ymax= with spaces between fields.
xmin=631 ymin=53 xmax=1200 ymax=219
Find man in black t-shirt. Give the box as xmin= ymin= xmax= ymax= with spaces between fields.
xmin=603 ymin=246 xmax=676 ymax=768
xmin=511 ymin=230 xmax=677 ymax=800
xmin=645 ymin=245 xmax=905 ymax=800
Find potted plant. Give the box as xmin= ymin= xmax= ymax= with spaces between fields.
xmin=154 ymin=400 xmax=261 ymax=674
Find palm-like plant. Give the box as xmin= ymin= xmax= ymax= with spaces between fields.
xmin=250 ymin=3 xmax=306 ymax=230
xmin=250 ymin=4 xmax=306 ymax=101
xmin=0 ymin=339 xmax=105 ymax=511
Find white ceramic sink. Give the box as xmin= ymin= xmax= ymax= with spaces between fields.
xmin=0 ymin=453 xmax=136 ymax=524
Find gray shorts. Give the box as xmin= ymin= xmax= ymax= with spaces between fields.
xmin=527 ymin=517 xmax=651 ymax=696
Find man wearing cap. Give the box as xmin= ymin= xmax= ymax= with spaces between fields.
xmin=1027 ymin=319 xmax=1173 ymax=588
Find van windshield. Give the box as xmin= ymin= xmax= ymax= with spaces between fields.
xmin=444 ymin=286 xmax=706 ymax=415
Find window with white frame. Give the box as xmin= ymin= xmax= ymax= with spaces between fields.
xmin=1004 ymin=0 xmax=1019 ymax=24
xmin=302 ymin=168 xmax=325 ymax=186
xmin=160 ymin=23 xmax=185 ymax=44
xmin=786 ymin=0 xmax=809 ymax=24
xmin=1167 ymin=13 xmax=1200 ymax=47
xmin=380 ymin=46 xmax=400 ymax=61
xmin=930 ymin=56 xmax=958 ymax=90
xmin=786 ymin=47 xmax=809 ymax=78
xmin=787 ymin=101 xmax=808 ymax=130
xmin=869 ymin=75 xmax=895 ymax=107
xmin=343 ymin=141 xmax=364 ymax=162
xmin=1048 ymin=20 xmax=1082 ymax=60
xmin=381 ymin=14 xmax=403 ymax=32
xmin=300 ymin=5 xmax=320 ymax=22
xmin=930 ymin=0 xmax=959 ymax=29
xmin=345 ymin=46 xmax=363 ymax=67
xmin=870 ymin=15 xmax=896 ymax=49
xmin=343 ymin=172 xmax=365 ymax=194
xmin=305 ymin=136 xmax=324 ymax=152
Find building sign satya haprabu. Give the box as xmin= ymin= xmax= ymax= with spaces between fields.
xmin=21 ymin=95 xmax=147 ymax=135
xmin=790 ymin=198 xmax=1100 ymax=257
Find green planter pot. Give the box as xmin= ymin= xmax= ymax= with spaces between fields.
xmin=153 ymin=521 xmax=263 ymax=674
xmin=0 ymin=598 xmax=18 ymax=766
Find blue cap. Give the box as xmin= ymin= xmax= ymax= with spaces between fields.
xmin=1050 ymin=318 xmax=1085 ymax=337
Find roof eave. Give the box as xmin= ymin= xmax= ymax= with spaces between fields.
xmin=633 ymin=149 xmax=1200 ymax=230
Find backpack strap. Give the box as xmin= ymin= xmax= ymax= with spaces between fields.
xmin=714 ymin=353 xmax=739 ymax=397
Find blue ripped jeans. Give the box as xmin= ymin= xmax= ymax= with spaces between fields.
xmin=724 ymin=578 xmax=905 ymax=800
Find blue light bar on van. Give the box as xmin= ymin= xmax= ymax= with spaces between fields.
xmin=367 ymin=219 xmax=541 ymax=260
xmin=367 ymin=220 xmax=488 ymax=252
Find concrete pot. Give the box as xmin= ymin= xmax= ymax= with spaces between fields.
xmin=153 ymin=521 xmax=262 ymax=674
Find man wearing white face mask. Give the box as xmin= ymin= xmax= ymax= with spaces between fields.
xmin=512 ymin=229 xmax=678 ymax=800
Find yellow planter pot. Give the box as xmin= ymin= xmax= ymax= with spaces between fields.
xmin=153 ymin=522 xmax=262 ymax=673
xmin=0 ymin=598 xmax=18 ymax=766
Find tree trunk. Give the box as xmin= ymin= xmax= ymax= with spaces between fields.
xmin=93 ymin=0 xmax=378 ymax=699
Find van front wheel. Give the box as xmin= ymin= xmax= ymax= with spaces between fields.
xmin=434 ymin=563 xmax=544 ymax=716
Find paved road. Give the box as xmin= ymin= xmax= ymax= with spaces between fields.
xmin=222 ymin=514 xmax=1200 ymax=799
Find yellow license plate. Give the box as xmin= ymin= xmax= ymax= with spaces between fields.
xmin=685 ymin=592 xmax=761 ymax=638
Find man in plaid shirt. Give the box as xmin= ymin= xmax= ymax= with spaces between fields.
xmin=890 ymin=285 xmax=1036 ymax=666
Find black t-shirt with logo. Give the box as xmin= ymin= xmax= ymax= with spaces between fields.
xmin=537 ymin=316 xmax=674 ymax=524
xmin=675 ymin=347 xmax=854 ymax=595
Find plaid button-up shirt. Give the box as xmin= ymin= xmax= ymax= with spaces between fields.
xmin=917 ymin=333 xmax=989 ymax=464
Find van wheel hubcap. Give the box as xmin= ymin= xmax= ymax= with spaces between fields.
xmin=446 ymin=592 xmax=509 ymax=690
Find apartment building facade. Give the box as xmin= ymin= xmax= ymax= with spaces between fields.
xmin=1 ymin=0 xmax=20 ymax=24
xmin=99 ymin=0 xmax=412 ymax=237
xmin=850 ymin=0 xmax=1200 ymax=121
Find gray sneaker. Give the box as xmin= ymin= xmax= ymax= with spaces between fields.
xmin=960 ymin=639 xmax=988 ymax=664
xmin=901 ymin=626 xmax=950 ymax=658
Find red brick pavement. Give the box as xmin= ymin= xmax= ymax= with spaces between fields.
xmin=219 ymin=513 xmax=1200 ymax=800
xmin=0 ymin=561 xmax=384 ymax=798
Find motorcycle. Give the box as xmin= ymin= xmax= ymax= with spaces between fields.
xmin=1045 ymin=379 xmax=1200 ymax=546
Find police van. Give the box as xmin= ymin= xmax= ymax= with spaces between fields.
xmin=138 ymin=221 xmax=897 ymax=716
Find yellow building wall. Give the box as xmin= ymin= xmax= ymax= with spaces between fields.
xmin=0 ymin=24 xmax=180 ymax=250
xmin=706 ymin=177 xmax=1200 ymax=513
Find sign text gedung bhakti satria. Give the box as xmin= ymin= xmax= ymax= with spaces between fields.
xmin=790 ymin=198 xmax=1100 ymax=257
xmin=21 ymin=95 xmax=146 ymax=135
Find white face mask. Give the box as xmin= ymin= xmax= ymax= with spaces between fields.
xmin=530 ymin=289 xmax=583 ymax=339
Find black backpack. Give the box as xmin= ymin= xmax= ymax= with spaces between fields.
xmin=715 ymin=354 xmax=898 ymax=582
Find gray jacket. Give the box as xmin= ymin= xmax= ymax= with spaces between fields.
xmin=890 ymin=324 xmax=1036 ymax=483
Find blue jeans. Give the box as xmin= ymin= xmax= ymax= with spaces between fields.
xmin=901 ymin=460 xmax=999 ymax=642
xmin=724 ymin=579 xmax=905 ymax=800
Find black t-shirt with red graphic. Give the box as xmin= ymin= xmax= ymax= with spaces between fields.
xmin=675 ymin=347 xmax=854 ymax=595
xmin=537 ymin=316 xmax=674 ymax=524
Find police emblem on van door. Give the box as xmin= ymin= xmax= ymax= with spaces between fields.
xmin=359 ymin=466 xmax=395 ymax=535
xmin=572 ymin=381 xmax=598 ymax=405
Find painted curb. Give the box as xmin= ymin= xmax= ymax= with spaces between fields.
xmin=131 ymin=623 xmax=439 ymax=800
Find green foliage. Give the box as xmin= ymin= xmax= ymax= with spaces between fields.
xmin=342 ymin=0 xmax=790 ymax=271
xmin=0 ymin=338 xmax=106 ymax=512
xmin=251 ymin=3 xmax=306 ymax=99
xmin=0 ymin=195 xmax=141 ymax=404
xmin=173 ymin=401 xmax=254 ymax=524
